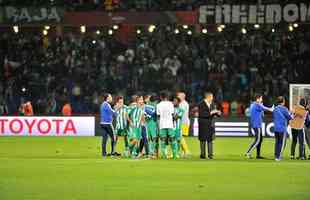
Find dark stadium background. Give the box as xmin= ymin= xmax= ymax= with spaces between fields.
xmin=0 ymin=0 xmax=309 ymax=117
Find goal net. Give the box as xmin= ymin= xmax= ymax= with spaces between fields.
xmin=289 ymin=84 xmax=310 ymax=110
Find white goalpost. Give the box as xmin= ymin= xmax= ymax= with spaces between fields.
xmin=289 ymin=84 xmax=310 ymax=110
xmin=288 ymin=84 xmax=310 ymax=149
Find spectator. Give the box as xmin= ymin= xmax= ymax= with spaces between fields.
xmin=230 ymin=100 xmax=238 ymax=116
xmin=221 ymin=101 xmax=230 ymax=117
xmin=24 ymin=101 xmax=34 ymax=116
xmin=62 ymin=100 xmax=72 ymax=116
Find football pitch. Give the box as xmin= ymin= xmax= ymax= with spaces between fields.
xmin=0 ymin=137 xmax=309 ymax=200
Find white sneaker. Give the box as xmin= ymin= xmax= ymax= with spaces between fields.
xmin=275 ymin=158 xmax=281 ymax=161
xmin=183 ymin=152 xmax=192 ymax=158
xmin=245 ymin=153 xmax=252 ymax=159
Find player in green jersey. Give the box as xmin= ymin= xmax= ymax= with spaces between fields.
xmin=128 ymin=95 xmax=145 ymax=158
xmin=173 ymin=96 xmax=185 ymax=157
xmin=114 ymin=96 xmax=129 ymax=157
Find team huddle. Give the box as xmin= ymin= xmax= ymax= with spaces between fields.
xmin=99 ymin=90 xmax=310 ymax=161
xmin=100 ymin=92 xmax=191 ymax=159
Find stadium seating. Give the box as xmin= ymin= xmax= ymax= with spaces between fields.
xmin=1 ymin=24 xmax=309 ymax=115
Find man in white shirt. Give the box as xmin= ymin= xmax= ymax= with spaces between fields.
xmin=177 ymin=92 xmax=191 ymax=156
xmin=157 ymin=91 xmax=178 ymax=159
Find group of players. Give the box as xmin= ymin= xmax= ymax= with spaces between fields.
xmin=100 ymin=91 xmax=191 ymax=159
xmin=100 ymin=90 xmax=310 ymax=161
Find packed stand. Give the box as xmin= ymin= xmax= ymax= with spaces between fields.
xmin=1 ymin=25 xmax=310 ymax=115
xmin=0 ymin=0 xmax=294 ymax=11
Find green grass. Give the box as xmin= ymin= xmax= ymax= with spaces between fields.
xmin=0 ymin=137 xmax=309 ymax=200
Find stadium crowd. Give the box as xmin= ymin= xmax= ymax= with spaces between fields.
xmin=1 ymin=25 xmax=310 ymax=115
xmin=0 ymin=0 xmax=298 ymax=11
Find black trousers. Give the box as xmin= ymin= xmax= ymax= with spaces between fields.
xmin=101 ymin=124 xmax=115 ymax=156
xmin=246 ymin=128 xmax=263 ymax=157
xmin=274 ymin=132 xmax=286 ymax=159
xmin=200 ymin=140 xmax=213 ymax=158
xmin=139 ymin=125 xmax=149 ymax=155
xmin=291 ymin=129 xmax=305 ymax=158
xmin=305 ymin=127 xmax=310 ymax=149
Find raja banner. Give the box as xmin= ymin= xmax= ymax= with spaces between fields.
xmin=199 ymin=3 xmax=310 ymax=24
xmin=0 ymin=117 xmax=95 ymax=136
xmin=2 ymin=6 xmax=64 ymax=23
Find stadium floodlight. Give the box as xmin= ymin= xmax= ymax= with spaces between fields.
xmin=217 ymin=26 xmax=223 ymax=32
xmin=202 ymin=28 xmax=207 ymax=34
xmin=254 ymin=24 xmax=260 ymax=29
xmin=96 ymin=30 xmax=101 ymax=35
xmin=289 ymin=25 xmax=294 ymax=32
xmin=13 ymin=26 xmax=19 ymax=33
xmin=113 ymin=25 xmax=119 ymax=30
xmin=293 ymin=23 xmax=299 ymax=28
xmin=136 ymin=29 xmax=141 ymax=34
xmin=174 ymin=29 xmax=180 ymax=34
xmin=108 ymin=29 xmax=113 ymax=35
xmin=272 ymin=28 xmax=275 ymax=33
xmin=183 ymin=25 xmax=188 ymax=29
xmin=80 ymin=25 xmax=86 ymax=33
xmin=187 ymin=30 xmax=192 ymax=35
xmin=148 ymin=25 xmax=156 ymax=33
xmin=43 ymin=30 xmax=48 ymax=36
xmin=241 ymin=28 xmax=247 ymax=34
xmin=44 ymin=25 xmax=50 ymax=30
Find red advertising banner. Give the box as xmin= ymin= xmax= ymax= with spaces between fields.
xmin=64 ymin=11 xmax=197 ymax=25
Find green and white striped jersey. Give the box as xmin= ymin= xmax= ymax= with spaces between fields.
xmin=128 ymin=105 xmax=144 ymax=128
xmin=174 ymin=107 xmax=185 ymax=130
xmin=115 ymin=105 xmax=128 ymax=130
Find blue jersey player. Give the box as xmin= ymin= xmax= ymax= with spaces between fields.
xmin=273 ymin=96 xmax=294 ymax=161
xmin=246 ymin=94 xmax=274 ymax=159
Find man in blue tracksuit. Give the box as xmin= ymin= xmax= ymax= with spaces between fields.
xmin=138 ymin=101 xmax=156 ymax=157
xmin=246 ymin=94 xmax=273 ymax=159
xmin=100 ymin=93 xmax=118 ymax=157
xmin=273 ymin=96 xmax=294 ymax=161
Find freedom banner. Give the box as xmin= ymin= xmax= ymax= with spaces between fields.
xmin=199 ymin=3 xmax=310 ymax=24
xmin=0 ymin=117 xmax=95 ymax=136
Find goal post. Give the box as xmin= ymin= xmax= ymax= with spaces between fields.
xmin=289 ymin=84 xmax=310 ymax=110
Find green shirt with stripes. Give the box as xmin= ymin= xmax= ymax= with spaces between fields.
xmin=128 ymin=105 xmax=144 ymax=128
xmin=115 ymin=105 xmax=128 ymax=130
